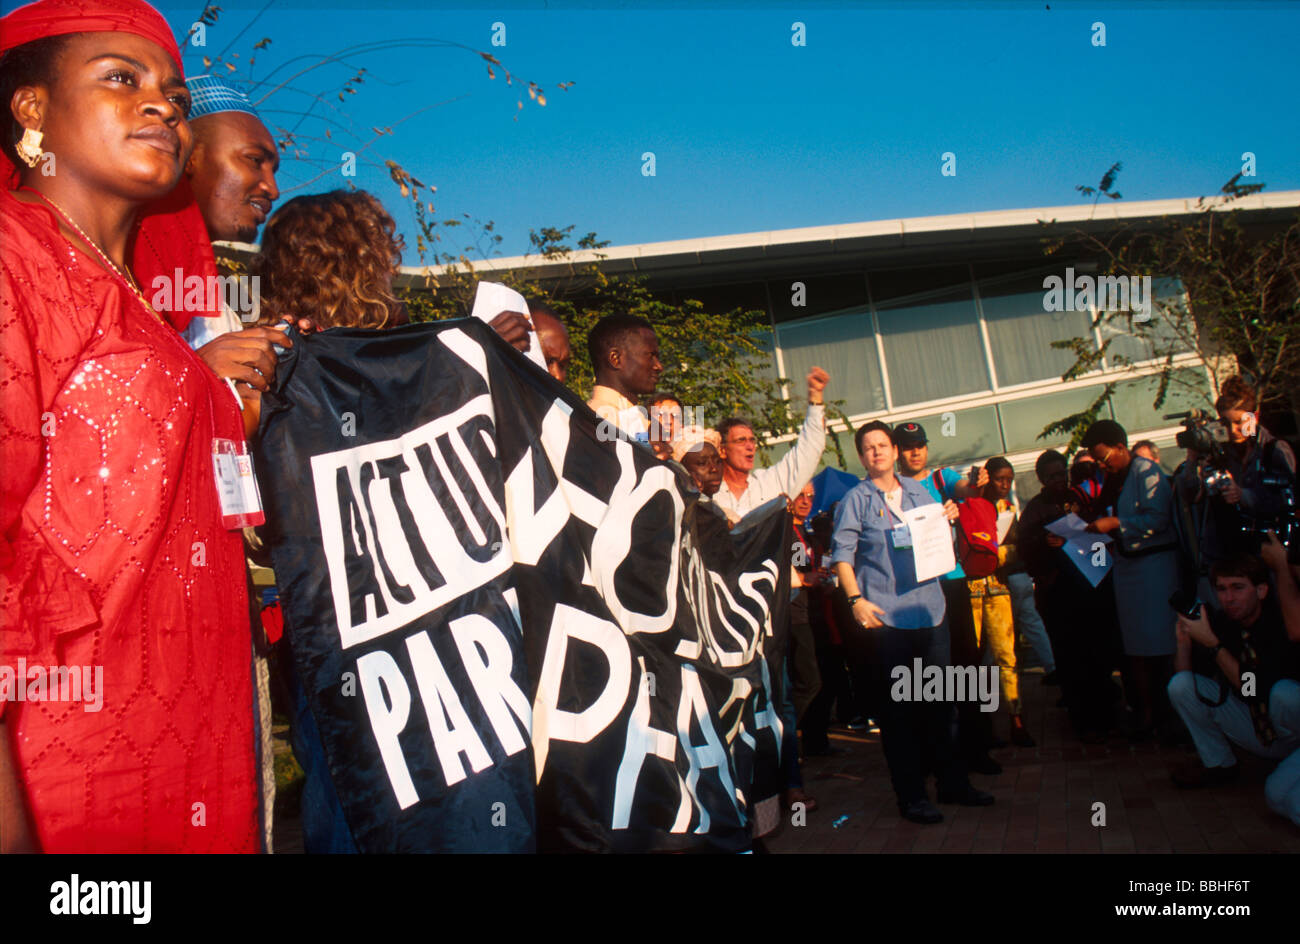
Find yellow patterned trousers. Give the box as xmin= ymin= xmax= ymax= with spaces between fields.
xmin=968 ymin=575 xmax=1020 ymax=714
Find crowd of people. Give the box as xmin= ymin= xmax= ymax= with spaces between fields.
xmin=1 ymin=0 xmax=1296 ymax=853
xmin=580 ymin=296 xmax=1298 ymax=831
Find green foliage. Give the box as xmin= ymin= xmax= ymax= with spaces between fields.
xmin=402 ymin=223 xmax=851 ymax=467
xmin=1036 ymin=382 xmax=1118 ymax=451
xmin=1040 ymin=165 xmax=1300 ymax=450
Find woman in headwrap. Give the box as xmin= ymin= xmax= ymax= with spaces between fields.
xmin=0 ymin=0 xmax=261 ymax=852
xmin=671 ymin=425 xmax=724 ymax=500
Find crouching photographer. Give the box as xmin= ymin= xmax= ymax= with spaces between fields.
xmin=1172 ymin=375 xmax=1297 ymax=603
xmin=1167 ymin=551 xmax=1300 ymax=826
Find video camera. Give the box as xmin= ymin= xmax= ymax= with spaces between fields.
xmin=1166 ymin=409 xmax=1230 ymax=466
xmin=1166 ymin=409 xmax=1233 ymax=494
xmin=1243 ymin=473 xmax=1300 ymax=564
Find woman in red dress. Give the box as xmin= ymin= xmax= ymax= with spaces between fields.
xmin=0 ymin=0 xmax=259 ymax=852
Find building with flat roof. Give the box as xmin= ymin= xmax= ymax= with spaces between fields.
xmin=220 ymin=189 xmax=1300 ymax=496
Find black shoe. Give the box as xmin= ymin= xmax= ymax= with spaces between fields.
xmin=969 ymin=754 xmax=1003 ymax=775
xmin=846 ymin=716 xmax=869 ymax=731
xmin=937 ymin=785 xmax=995 ymax=806
xmin=899 ymin=798 xmax=944 ymax=824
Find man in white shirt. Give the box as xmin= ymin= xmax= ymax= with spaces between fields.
xmin=587 ymin=313 xmax=663 ymax=442
xmin=713 ymin=367 xmax=830 ymax=522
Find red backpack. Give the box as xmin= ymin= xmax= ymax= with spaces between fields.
xmin=955 ymin=497 xmax=1000 ymax=578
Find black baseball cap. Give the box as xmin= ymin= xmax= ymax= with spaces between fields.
xmin=892 ymin=422 xmax=928 ymax=448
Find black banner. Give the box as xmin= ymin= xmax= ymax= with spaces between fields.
xmin=255 ymin=319 xmax=789 ymax=853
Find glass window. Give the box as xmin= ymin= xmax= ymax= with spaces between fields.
xmin=744 ymin=328 xmax=782 ymax=417
xmin=998 ymin=384 xmax=1111 ymax=454
xmin=849 ymin=405 xmax=1006 ymax=476
xmin=979 ymin=271 xmax=1096 ymax=387
xmin=1101 ymin=277 xmax=1195 ymax=367
xmin=873 ymin=277 xmax=990 ymax=407
xmin=1014 ymin=469 xmax=1044 ymax=505
xmin=1108 ymin=366 xmax=1213 ymax=433
xmin=776 ymin=310 xmax=885 ymax=417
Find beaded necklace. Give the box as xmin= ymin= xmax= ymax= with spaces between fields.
xmin=22 ymin=187 xmax=162 ymax=322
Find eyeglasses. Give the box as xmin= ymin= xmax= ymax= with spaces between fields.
xmin=727 ymin=435 xmax=757 ymax=446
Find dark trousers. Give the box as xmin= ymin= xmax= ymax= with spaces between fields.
xmin=867 ymin=622 xmax=968 ymax=806
xmin=787 ymin=593 xmax=822 ymax=722
xmin=944 ymin=578 xmax=993 ymax=764
xmin=823 ymin=587 xmax=875 ymax=724
xmin=1038 ymin=576 xmax=1122 ymax=736
xmin=802 ymin=641 xmax=850 ymax=752
xmin=801 ymin=590 xmax=851 ymax=752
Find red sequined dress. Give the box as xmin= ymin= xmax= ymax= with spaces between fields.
xmin=0 ymin=189 xmax=259 ymax=852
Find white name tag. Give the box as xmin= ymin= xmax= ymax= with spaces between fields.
xmin=212 ymin=438 xmax=265 ymax=528
xmin=890 ymin=524 xmax=913 ymax=549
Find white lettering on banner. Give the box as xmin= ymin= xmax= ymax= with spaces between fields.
xmin=740 ymin=562 xmax=779 ymax=639
xmin=532 ymin=604 xmax=634 ymax=780
xmin=449 ymin=613 xmax=532 ymax=754
xmin=718 ymin=677 xmax=754 ymax=749
xmin=357 ymin=649 xmax=420 ymax=809
xmin=311 ymin=328 xmax=787 ymax=826
xmin=703 ymin=572 xmax=765 ymax=667
xmin=311 ymin=394 xmax=510 ymax=649
xmin=676 ymin=665 xmax=742 ymax=834
xmin=591 ymin=465 xmax=684 ymax=634
xmin=502 ymin=399 xmax=632 ymax=567
xmin=406 ymin=631 xmax=494 ymax=785
xmin=752 ymin=657 xmax=783 ymax=760
xmin=611 ymin=661 xmax=749 ymax=833
xmin=613 ymin=657 xmax=690 ymax=831
xmin=360 ymin=611 xmax=533 ymax=808
xmin=674 ymin=541 xmax=708 ymax=661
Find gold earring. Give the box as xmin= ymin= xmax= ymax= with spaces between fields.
xmin=15 ymin=128 xmax=44 ymax=167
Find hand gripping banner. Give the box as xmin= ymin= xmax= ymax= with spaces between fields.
xmin=255 ymin=319 xmax=790 ymax=852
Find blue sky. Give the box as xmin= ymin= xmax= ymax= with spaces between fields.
xmin=8 ymin=1 xmax=1299 ymax=264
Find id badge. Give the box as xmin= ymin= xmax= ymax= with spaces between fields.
xmin=890 ymin=524 xmax=913 ymax=549
xmin=212 ymin=438 xmax=265 ymax=529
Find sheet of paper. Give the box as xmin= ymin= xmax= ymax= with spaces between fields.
xmin=996 ymin=509 xmax=1015 ymax=544
xmin=901 ymin=503 xmax=957 ymax=583
xmin=1045 ymin=512 xmax=1089 ymax=539
xmin=471 ymin=281 xmax=548 ymax=371
xmin=1062 ymin=532 xmax=1113 ymax=588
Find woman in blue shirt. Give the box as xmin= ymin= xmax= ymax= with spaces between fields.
xmin=831 ymin=421 xmax=994 ymax=824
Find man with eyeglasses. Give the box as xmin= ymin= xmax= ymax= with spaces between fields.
xmin=1168 ymin=553 xmax=1300 ymax=803
xmin=714 ymin=367 xmax=830 ymax=522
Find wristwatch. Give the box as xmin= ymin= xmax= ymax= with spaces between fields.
xmin=1209 ymin=643 xmax=1224 ymax=656
xmin=846 ymin=594 xmax=863 ymax=605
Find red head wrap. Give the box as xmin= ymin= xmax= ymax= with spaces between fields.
xmin=0 ymin=0 xmax=183 ymax=70
xmin=0 ymin=0 xmax=217 ymax=330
